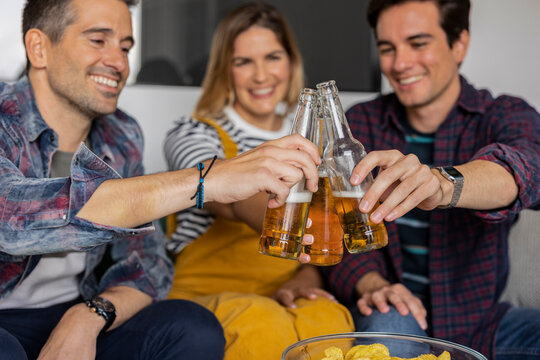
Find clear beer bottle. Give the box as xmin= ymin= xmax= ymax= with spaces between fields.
xmin=316 ymin=80 xmax=388 ymax=253
xmin=259 ymin=88 xmax=316 ymax=260
xmin=303 ymin=101 xmax=344 ymax=265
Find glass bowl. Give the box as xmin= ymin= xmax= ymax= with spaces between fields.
xmin=282 ymin=332 xmax=487 ymax=360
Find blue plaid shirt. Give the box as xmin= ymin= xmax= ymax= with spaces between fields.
xmin=0 ymin=77 xmax=173 ymax=302
xmin=324 ymin=76 xmax=540 ymax=358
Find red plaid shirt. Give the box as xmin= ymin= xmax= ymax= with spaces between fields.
xmin=324 ymin=76 xmax=540 ymax=358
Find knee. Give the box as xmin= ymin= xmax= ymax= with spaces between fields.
xmin=147 ymin=300 xmax=225 ymax=359
xmin=0 ymin=328 xmax=27 ymax=360
xmin=350 ymin=306 xmax=426 ymax=336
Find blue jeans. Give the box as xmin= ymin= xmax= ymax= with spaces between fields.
xmin=0 ymin=299 xmax=225 ymax=360
xmin=350 ymin=305 xmax=540 ymax=359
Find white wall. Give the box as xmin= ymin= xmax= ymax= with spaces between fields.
xmin=2 ymin=0 xmax=539 ymax=174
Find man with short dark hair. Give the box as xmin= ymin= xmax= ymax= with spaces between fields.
xmin=323 ymin=0 xmax=540 ymax=358
xmin=0 ymin=0 xmax=320 ymax=359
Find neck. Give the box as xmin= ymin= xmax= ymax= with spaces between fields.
xmin=29 ymin=70 xmax=92 ymax=152
xmin=233 ymin=106 xmax=283 ymax=131
xmin=405 ymin=75 xmax=462 ymax=134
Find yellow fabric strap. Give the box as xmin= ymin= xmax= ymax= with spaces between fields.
xmin=193 ymin=116 xmax=238 ymax=159
xmin=169 ymin=117 xmax=299 ymax=300
xmin=165 ymin=116 xmax=238 ymax=239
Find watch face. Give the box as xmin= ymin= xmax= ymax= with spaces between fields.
xmin=445 ymin=167 xmax=462 ymax=178
xmin=94 ymin=297 xmax=115 ymax=312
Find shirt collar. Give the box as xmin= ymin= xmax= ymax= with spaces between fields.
xmin=13 ymin=76 xmax=51 ymax=142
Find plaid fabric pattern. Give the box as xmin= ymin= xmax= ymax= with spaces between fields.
xmin=324 ymin=76 xmax=540 ymax=358
xmin=0 ymin=77 xmax=173 ymax=302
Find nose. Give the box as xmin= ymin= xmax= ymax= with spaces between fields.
xmin=103 ymin=45 xmax=129 ymax=75
xmin=392 ymin=47 xmax=413 ymax=73
xmin=253 ymin=61 xmax=269 ymax=83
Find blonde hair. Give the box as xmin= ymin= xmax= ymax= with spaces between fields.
xmin=194 ymin=2 xmax=304 ymax=118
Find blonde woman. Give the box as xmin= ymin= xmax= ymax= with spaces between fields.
xmin=164 ymin=3 xmax=353 ymax=359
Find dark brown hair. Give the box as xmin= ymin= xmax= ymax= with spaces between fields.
xmin=367 ymin=0 xmax=470 ymax=46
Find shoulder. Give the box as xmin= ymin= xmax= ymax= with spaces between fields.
xmin=346 ymin=94 xmax=391 ymax=121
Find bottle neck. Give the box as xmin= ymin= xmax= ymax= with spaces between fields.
xmin=323 ymin=93 xmax=351 ymax=140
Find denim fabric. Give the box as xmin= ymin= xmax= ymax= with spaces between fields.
xmin=495 ymin=307 xmax=540 ymax=360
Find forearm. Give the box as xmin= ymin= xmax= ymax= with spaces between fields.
xmin=77 ymin=168 xmax=200 ymax=228
xmin=280 ymin=265 xmax=324 ymax=290
xmin=206 ymin=192 xmax=267 ymax=232
xmin=437 ymin=160 xmax=518 ymax=210
xmin=59 ymin=286 xmax=151 ymax=338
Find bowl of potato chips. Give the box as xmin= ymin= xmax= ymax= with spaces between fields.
xmin=282 ymin=332 xmax=487 ymax=360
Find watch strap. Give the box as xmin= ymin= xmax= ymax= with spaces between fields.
xmin=86 ymin=296 xmax=116 ymax=333
xmin=436 ymin=166 xmax=464 ymax=209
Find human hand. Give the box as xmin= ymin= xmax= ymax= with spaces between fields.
xmin=357 ymin=282 xmax=427 ymax=330
xmin=37 ymin=303 xmax=102 ymax=360
xmin=350 ymin=150 xmax=442 ymax=223
xmin=273 ymin=284 xmax=336 ymax=309
xmin=205 ymin=134 xmax=320 ymax=207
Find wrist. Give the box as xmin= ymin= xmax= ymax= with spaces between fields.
xmin=432 ymin=169 xmax=454 ymax=207
xmin=64 ymin=303 xmax=105 ymax=336
xmin=355 ymin=271 xmax=389 ymax=296
xmin=434 ymin=166 xmax=464 ymax=208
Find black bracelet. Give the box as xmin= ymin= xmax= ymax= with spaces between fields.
xmin=190 ymin=155 xmax=218 ymax=209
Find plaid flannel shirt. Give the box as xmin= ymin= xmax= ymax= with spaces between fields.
xmin=0 ymin=77 xmax=173 ymax=302
xmin=324 ymin=76 xmax=540 ymax=358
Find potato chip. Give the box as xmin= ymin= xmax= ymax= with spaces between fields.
xmin=321 ymin=344 xmax=452 ymax=360
xmin=321 ymin=346 xmax=345 ymax=360
xmin=437 ymin=351 xmax=451 ymax=360
xmin=345 ymin=344 xmax=390 ymax=360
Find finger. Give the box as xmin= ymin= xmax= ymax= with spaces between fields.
xmin=302 ymin=234 xmax=313 ymax=245
xmin=274 ymin=290 xmax=296 ymax=308
xmin=370 ymin=290 xmax=391 ymax=313
xmin=298 ymin=253 xmax=311 ymax=264
xmin=386 ymin=291 xmax=410 ymax=316
xmin=405 ymin=298 xmax=428 ymax=330
xmin=357 ymin=297 xmax=373 ymax=316
xmin=305 ymin=217 xmax=312 ymax=229
xmin=263 ymin=146 xmax=319 ymax=192
xmin=350 ymin=150 xmax=405 ymax=186
xmin=296 ymin=288 xmax=319 ymax=300
xmin=268 ymin=134 xmax=321 ymax=165
xmin=361 ymin=157 xmax=420 ymax=214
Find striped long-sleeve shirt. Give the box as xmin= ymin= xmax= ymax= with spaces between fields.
xmin=324 ymin=76 xmax=540 ymax=359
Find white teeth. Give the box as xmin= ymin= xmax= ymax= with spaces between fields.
xmin=251 ymin=87 xmax=273 ymax=95
xmin=90 ymin=75 xmax=118 ymax=88
xmin=399 ymin=75 xmax=423 ymax=85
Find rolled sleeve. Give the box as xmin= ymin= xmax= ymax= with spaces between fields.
xmin=0 ymin=144 xmax=154 ymax=255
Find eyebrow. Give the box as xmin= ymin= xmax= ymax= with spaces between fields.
xmin=82 ymin=27 xmax=135 ymax=46
xmin=377 ymin=33 xmax=434 ymax=47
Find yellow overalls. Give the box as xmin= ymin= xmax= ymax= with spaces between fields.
xmin=168 ymin=117 xmax=353 ymax=359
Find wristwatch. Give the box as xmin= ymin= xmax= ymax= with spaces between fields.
xmin=436 ymin=166 xmax=464 ymax=209
xmin=86 ymin=296 xmax=117 ymax=333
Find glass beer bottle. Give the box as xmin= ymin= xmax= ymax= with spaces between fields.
xmin=303 ymin=107 xmax=344 ymax=265
xmin=317 ymin=80 xmax=388 ymax=253
xmin=259 ymin=88 xmax=316 ymax=260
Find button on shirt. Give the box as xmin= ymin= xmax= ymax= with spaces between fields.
xmin=0 ymin=77 xmax=173 ymax=303
xmin=323 ymin=76 xmax=540 ymax=358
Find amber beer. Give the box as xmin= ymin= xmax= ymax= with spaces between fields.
xmin=259 ymin=190 xmax=312 ymax=260
xmin=333 ymin=191 xmax=388 ymax=253
xmin=303 ymin=176 xmax=344 ymax=265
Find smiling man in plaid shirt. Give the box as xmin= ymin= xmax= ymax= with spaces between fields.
xmin=322 ymin=0 xmax=540 ymax=359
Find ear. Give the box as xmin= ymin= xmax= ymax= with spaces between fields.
xmin=25 ymin=29 xmax=50 ymax=70
xmin=452 ymin=29 xmax=470 ymax=65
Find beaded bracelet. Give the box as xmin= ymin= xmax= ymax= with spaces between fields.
xmin=190 ymin=155 xmax=218 ymax=209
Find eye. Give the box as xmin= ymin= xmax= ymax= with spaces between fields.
xmin=267 ymin=53 xmax=283 ymax=61
xmin=232 ymin=58 xmax=250 ymax=67
xmin=90 ymin=38 xmax=105 ymax=46
xmin=411 ymin=42 xmax=427 ymax=49
xmin=378 ymin=46 xmax=394 ymax=55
